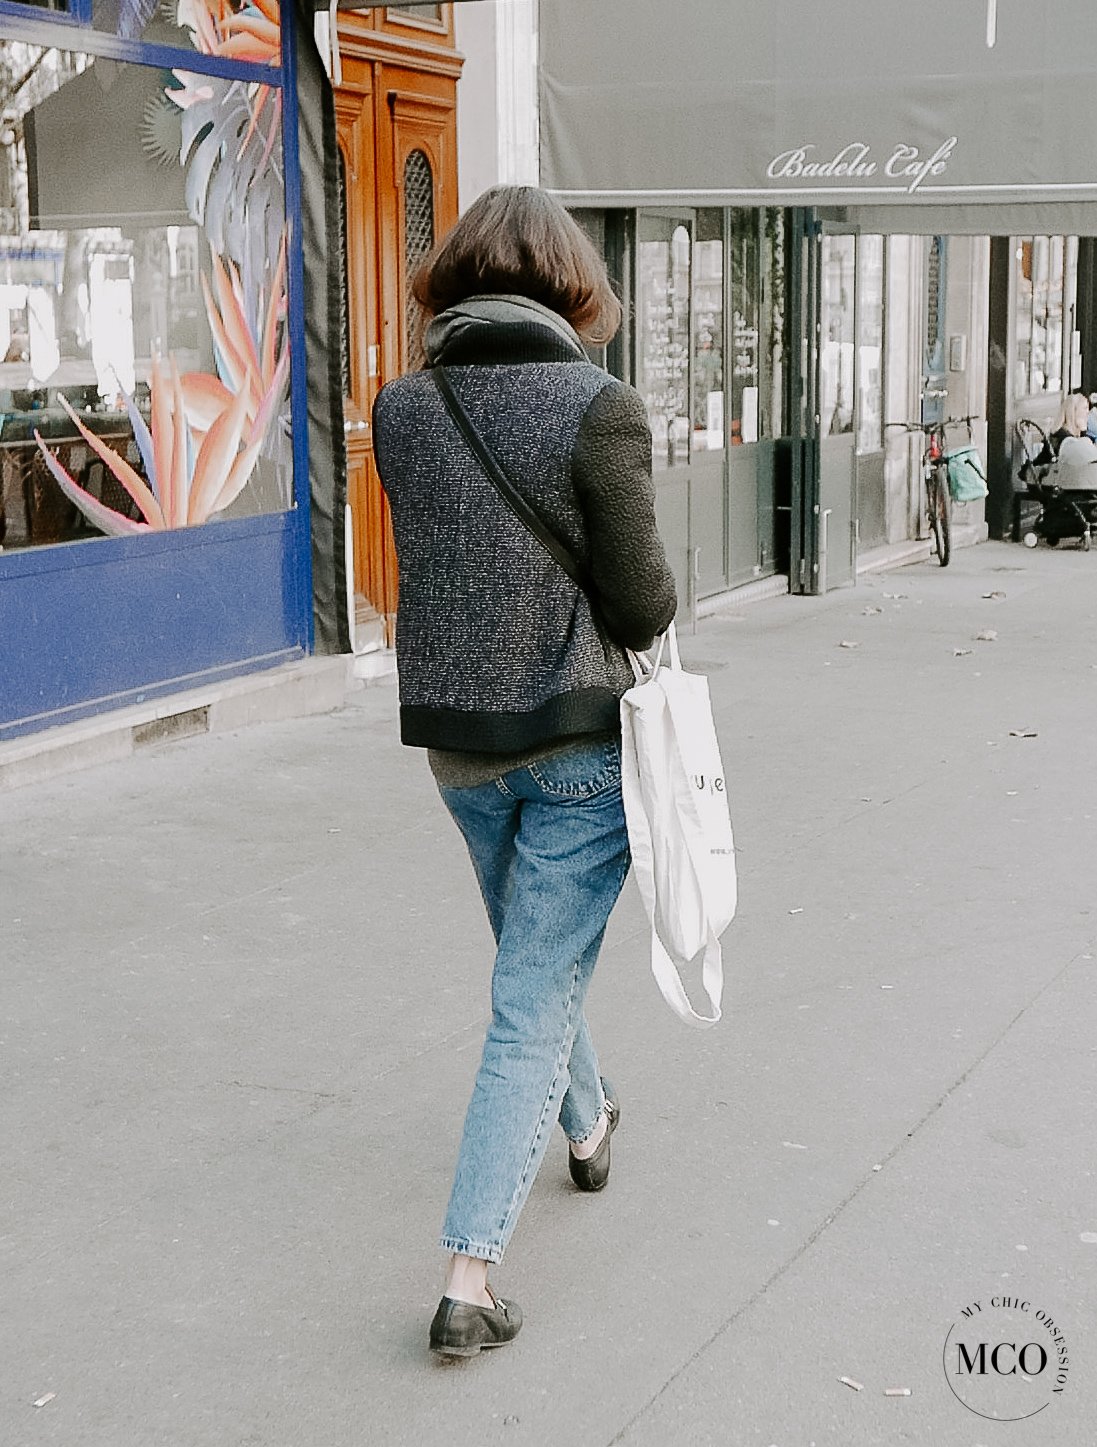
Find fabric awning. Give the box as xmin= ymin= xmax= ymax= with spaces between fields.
xmin=820 ymin=204 xmax=1097 ymax=237
xmin=540 ymin=0 xmax=1097 ymax=220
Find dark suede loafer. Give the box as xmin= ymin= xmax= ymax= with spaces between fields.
xmin=568 ymin=1078 xmax=620 ymax=1193
xmin=429 ymin=1290 xmax=523 ymax=1357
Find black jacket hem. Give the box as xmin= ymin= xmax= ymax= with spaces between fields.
xmin=400 ymin=688 xmax=623 ymax=751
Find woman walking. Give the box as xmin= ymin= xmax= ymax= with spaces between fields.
xmin=372 ymin=185 xmax=677 ymax=1357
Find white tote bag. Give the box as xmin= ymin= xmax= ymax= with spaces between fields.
xmin=619 ymin=623 xmax=736 ymax=1027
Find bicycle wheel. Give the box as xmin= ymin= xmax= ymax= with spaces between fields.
xmin=932 ymin=464 xmax=952 ymax=566
xmin=927 ymin=472 xmax=944 ymax=562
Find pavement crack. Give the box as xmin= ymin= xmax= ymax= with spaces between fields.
xmin=603 ymin=936 xmax=1095 ymax=1447
xmin=219 ymin=1079 xmax=337 ymax=1097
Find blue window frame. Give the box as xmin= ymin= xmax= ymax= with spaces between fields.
xmin=0 ymin=2 xmax=314 ymax=739
xmin=0 ymin=1 xmax=281 ymax=85
xmin=0 ymin=2 xmax=91 ymax=20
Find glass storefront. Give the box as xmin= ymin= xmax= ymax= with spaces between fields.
xmin=758 ymin=208 xmax=785 ymax=443
xmin=0 ymin=3 xmax=316 ymax=741
xmin=0 ymin=34 xmax=290 ymax=552
xmin=635 ymin=207 xmax=787 ymax=466
xmin=820 ymin=234 xmax=855 ymax=438
xmin=856 ymin=235 xmax=885 ymax=456
xmin=636 ymin=216 xmax=692 ymax=471
xmin=630 ymin=206 xmax=793 ymax=598
xmin=727 ymin=208 xmax=785 ymax=447
xmin=820 ymin=231 xmax=886 ymax=454
xmin=596 ymin=207 xmax=906 ymax=597
xmin=728 ymin=209 xmax=757 ymax=446
xmin=691 ymin=210 xmax=724 ymax=455
xmin=88 ymin=1 xmax=282 ymax=55
xmin=385 ymin=4 xmax=444 ymax=18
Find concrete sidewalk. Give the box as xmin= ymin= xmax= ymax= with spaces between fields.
xmin=4 ymin=541 xmax=1096 ymax=1447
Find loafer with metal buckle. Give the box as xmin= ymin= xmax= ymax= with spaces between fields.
xmin=428 ymin=1289 xmax=523 ymax=1357
xmin=568 ymin=1078 xmax=620 ymax=1193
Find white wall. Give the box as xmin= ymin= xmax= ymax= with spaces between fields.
xmin=455 ymin=0 xmax=538 ymax=211
xmin=883 ymin=235 xmax=923 ymax=544
xmin=944 ymin=234 xmax=991 ymax=535
xmin=454 ymin=1 xmax=498 ymax=210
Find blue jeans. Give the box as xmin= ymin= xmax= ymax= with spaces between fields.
xmin=436 ymin=738 xmax=630 ymax=1264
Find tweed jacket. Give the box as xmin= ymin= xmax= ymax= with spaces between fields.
xmin=371 ymin=296 xmax=678 ymax=754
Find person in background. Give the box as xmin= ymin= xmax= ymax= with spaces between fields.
xmin=1051 ymin=392 xmax=1097 ymax=467
xmin=371 ymin=186 xmax=677 ymax=1359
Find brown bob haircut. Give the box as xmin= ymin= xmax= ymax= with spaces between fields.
xmin=411 ymin=185 xmax=623 ymax=345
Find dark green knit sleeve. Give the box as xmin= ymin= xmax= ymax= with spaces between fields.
xmin=571 ymin=379 xmax=678 ymax=650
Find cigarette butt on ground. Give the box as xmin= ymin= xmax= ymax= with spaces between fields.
xmin=839 ymin=1376 xmax=864 ymax=1392
xmin=33 ymin=1394 xmax=56 ymax=1408
xmin=884 ymin=1387 xmax=912 ymax=1397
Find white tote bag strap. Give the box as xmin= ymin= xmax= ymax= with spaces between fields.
xmin=665 ymin=620 xmax=682 ymax=671
xmin=650 ymin=926 xmax=723 ymax=1028
xmin=625 ymin=627 xmax=667 ymax=684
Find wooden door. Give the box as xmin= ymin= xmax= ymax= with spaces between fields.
xmin=335 ymin=9 xmax=461 ymax=644
xmin=335 ymin=68 xmax=398 ymax=636
xmin=381 ymin=93 xmax=458 ymax=374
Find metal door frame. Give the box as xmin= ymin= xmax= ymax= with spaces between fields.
xmin=787 ymin=208 xmax=820 ymax=594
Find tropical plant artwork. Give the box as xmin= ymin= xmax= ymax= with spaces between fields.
xmin=37 ymin=243 xmax=289 ymax=535
xmin=35 ymin=0 xmax=288 ymax=538
xmin=172 ymin=1 xmax=284 ymax=328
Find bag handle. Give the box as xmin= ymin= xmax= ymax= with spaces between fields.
xmin=431 ymin=365 xmax=595 ymax=597
xmin=626 ymin=621 xmax=679 ymax=683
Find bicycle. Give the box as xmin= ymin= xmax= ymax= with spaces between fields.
xmin=886 ymin=414 xmax=979 ymax=567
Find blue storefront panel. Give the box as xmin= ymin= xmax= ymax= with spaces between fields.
xmin=0 ymin=513 xmax=307 ymax=738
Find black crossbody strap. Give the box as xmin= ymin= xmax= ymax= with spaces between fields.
xmin=432 ymin=365 xmax=593 ymax=596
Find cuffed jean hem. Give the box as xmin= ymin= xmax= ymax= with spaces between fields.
xmin=439 ymin=1236 xmax=503 ymax=1265
xmin=565 ymin=1103 xmax=605 ymax=1146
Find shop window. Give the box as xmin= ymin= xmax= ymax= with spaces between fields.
xmin=85 ymin=2 xmax=282 ymax=54
xmin=758 ymin=208 xmax=785 ymax=442
xmin=0 ymin=2 xmax=285 ymax=49
xmin=1014 ymin=240 xmax=1034 ymax=397
xmin=0 ymin=40 xmax=290 ymax=551
xmin=926 ymin=237 xmax=944 ymax=364
xmin=1014 ymin=234 xmax=1078 ymax=399
xmin=638 ymin=208 xmax=787 ymax=462
xmin=692 ymin=208 xmax=723 ymax=453
xmin=856 ymin=235 xmax=885 ymax=454
xmin=819 ymin=234 xmax=855 ymax=436
xmin=387 ymin=4 xmax=444 ymax=20
xmin=636 ymin=217 xmax=691 ymax=470
xmin=402 ymin=148 xmax=434 ymax=368
xmin=725 ymin=208 xmax=786 ymax=445
xmin=728 ymin=209 xmax=759 ymax=446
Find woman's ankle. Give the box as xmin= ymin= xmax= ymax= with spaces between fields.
xmin=444 ymin=1253 xmax=494 ymax=1307
xmin=568 ymin=1110 xmax=607 ymax=1161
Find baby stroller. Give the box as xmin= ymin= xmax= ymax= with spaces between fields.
xmin=1016 ymin=418 xmax=1097 ymax=551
